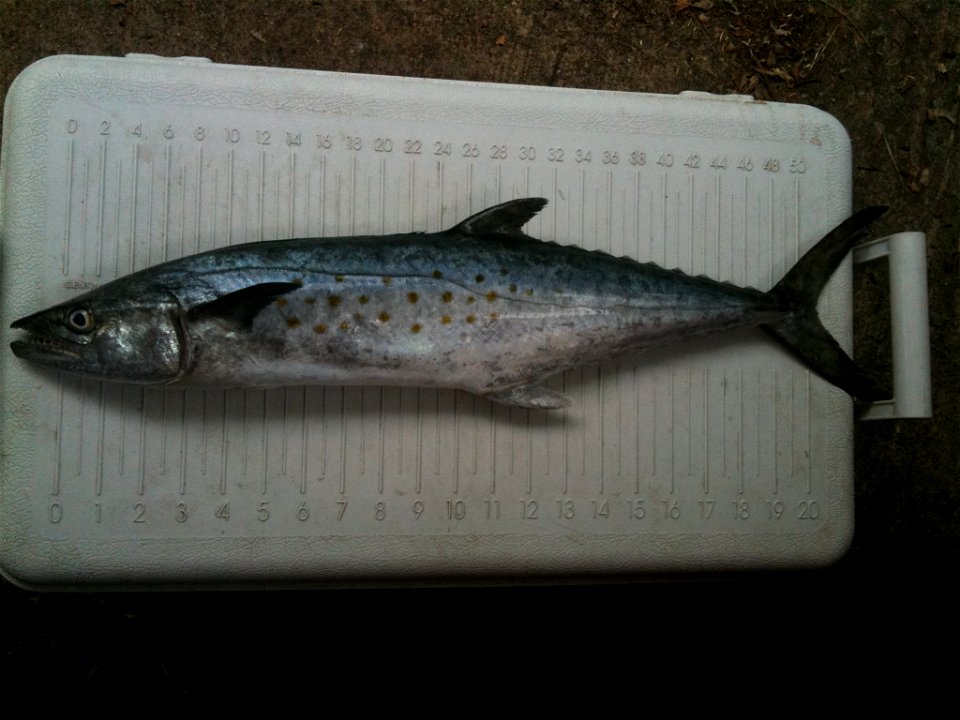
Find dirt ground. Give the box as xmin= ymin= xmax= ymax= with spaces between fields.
xmin=1 ymin=1 xmax=957 ymax=680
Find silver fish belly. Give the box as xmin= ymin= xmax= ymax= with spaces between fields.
xmin=10 ymin=198 xmax=885 ymax=408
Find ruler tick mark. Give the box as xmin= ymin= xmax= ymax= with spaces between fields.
xmin=146 ymin=156 xmax=155 ymax=265
xmin=226 ymin=148 xmax=235 ymax=244
xmin=62 ymin=138 xmax=76 ymax=275
xmin=137 ymin=388 xmax=146 ymax=496
xmin=301 ymin=387 xmax=309 ymax=495
xmin=220 ymin=391 xmax=228 ymax=496
xmin=258 ymin=149 xmax=265 ymax=243
xmin=114 ymin=158 xmax=123 ymax=275
xmin=96 ymin=139 xmax=107 ymax=276
xmin=179 ymin=389 xmax=188 ymax=495
xmin=80 ymin=157 xmax=90 ymax=276
xmin=378 ymin=389 xmax=385 ymax=495
xmin=260 ymin=391 xmax=268 ymax=495
xmin=162 ymin=143 xmax=171 ymax=261
xmin=96 ymin=382 xmax=105 ymax=496
xmin=289 ymin=151 xmax=296 ymax=237
xmin=338 ymin=390 xmax=347 ymax=495
xmin=76 ymin=379 xmax=86 ymax=477
xmin=54 ymin=375 xmax=64 ymax=496
xmin=178 ymin=165 xmax=186 ymax=258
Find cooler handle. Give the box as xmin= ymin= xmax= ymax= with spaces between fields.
xmin=853 ymin=231 xmax=932 ymax=419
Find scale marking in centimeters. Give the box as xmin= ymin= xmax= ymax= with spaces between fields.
xmin=37 ymin=100 xmax=828 ymax=540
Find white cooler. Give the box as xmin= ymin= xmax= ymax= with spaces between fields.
xmin=0 ymin=55 xmax=929 ymax=587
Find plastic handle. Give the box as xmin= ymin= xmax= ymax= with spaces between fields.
xmin=853 ymin=231 xmax=932 ymax=419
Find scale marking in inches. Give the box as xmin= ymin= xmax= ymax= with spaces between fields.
xmin=36 ymin=101 xmax=829 ymax=539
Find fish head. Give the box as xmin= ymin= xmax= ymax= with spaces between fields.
xmin=10 ymin=285 xmax=185 ymax=383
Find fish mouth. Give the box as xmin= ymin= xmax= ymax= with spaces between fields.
xmin=10 ymin=314 xmax=84 ymax=365
xmin=11 ymin=310 xmax=49 ymax=332
xmin=10 ymin=336 xmax=83 ymax=364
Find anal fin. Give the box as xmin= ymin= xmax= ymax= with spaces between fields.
xmin=485 ymin=381 xmax=571 ymax=409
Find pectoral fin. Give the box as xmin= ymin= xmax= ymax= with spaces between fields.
xmin=188 ymin=282 xmax=301 ymax=329
xmin=486 ymin=381 xmax=571 ymax=409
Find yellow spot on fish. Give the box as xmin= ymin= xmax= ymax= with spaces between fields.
xmin=304 ymin=297 xmax=316 ymax=305
xmin=500 ymin=267 xmax=509 ymax=276
xmin=275 ymin=298 xmax=289 ymax=308
xmin=378 ymin=311 xmax=390 ymax=323
xmin=509 ymin=284 xmax=517 ymax=293
xmin=328 ymin=295 xmax=342 ymax=308
xmin=524 ymin=289 xmax=534 ymax=296
xmin=334 ymin=275 xmax=345 ymax=282
xmin=466 ymin=296 xmax=475 ymax=304
xmin=475 ymin=274 xmax=485 ymax=283
xmin=441 ymin=291 xmax=453 ymax=303
xmin=485 ymin=291 xmax=498 ymax=302
xmin=314 ymin=323 xmax=327 ymax=334
xmin=292 ymin=278 xmax=304 ymax=287
xmin=410 ymin=323 xmax=422 ymax=333
xmin=286 ymin=317 xmax=301 ymax=328
xmin=407 ymin=291 xmax=419 ymax=304
xmin=465 ymin=314 xmax=476 ymax=324
xmin=354 ymin=313 xmax=365 ymax=322
xmin=489 ymin=312 xmax=500 ymax=320
xmin=339 ymin=320 xmax=350 ymax=331
xmin=441 ymin=315 xmax=452 ymax=325
xmin=382 ymin=276 xmax=392 ymax=285
xmin=432 ymin=270 xmax=443 ymax=279
xmin=358 ymin=295 xmax=369 ymax=305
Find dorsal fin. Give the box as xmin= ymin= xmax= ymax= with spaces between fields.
xmin=448 ymin=198 xmax=547 ymax=237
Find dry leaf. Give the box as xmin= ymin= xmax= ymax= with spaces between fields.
xmin=927 ymin=108 xmax=957 ymax=124
xmin=495 ymin=35 xmax=508 ymax=46
xmin=908 ymin=166 xmax=930 ymax=192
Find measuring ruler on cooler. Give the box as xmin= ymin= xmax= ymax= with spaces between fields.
xmin=0 ymin=56 xmax=855 ymax=586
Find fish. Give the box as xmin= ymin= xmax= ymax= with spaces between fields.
xmin=10 ymin=198 xmax=885 ymax=409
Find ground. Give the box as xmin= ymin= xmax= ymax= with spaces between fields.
xmin=1 ymin=0 xmax=957 ymax=681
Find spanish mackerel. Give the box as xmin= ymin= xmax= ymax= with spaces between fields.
xmin=10 ymin=198 xmax=884 ymax=408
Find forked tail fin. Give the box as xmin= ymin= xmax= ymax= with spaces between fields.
xmin=764 ymin=207 xmax=888 ymax=402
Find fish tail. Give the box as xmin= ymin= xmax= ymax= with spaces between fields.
xmin=763 ymin=207 xmax=888 ymax=402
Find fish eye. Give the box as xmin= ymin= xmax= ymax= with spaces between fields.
xmin=66 ymin=308 xmax=94 ymax=333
